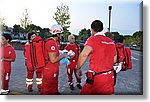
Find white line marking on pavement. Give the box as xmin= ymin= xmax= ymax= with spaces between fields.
xmin=131 ymin=56 xmax=138 ymax=60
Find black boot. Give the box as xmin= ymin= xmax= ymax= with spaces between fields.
xmin=77 ymin=84 xmax=82 ymax=89
xmin=69 ymin=84 xmax=74 ymax=90
xmin=28 ymin=88 xmax=33 ymax=92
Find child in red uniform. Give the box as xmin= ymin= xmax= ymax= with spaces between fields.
xmin=64 ymin=35 xmax=82 ymax=90
xmin=40 ymin=24 xmax=68 ymax=95
xmin=77 ymin=20 xmax=117 ymax=95
xmin=0 ymin=34 xmax=16 ymax=95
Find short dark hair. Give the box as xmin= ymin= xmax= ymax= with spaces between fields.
xmin=52 ymin=33 xmax=62 ymax=37
xmin=2 ymin=33 xmax=12 ymax=42
xmin=27 ymin=32 xmax=36 ymax=40
xmin=91 ymin=20 xmax=103 ymax=32
xmin=118 ymin=35 xmax=124 ymax=43
xmin=52 ymin=34 xmax=58 ymax=37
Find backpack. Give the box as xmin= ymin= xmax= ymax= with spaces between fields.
xmin=115 ymin=42 xmax=132 ymax=71
xmin=30 ymin=36 xmax=45 ymax=69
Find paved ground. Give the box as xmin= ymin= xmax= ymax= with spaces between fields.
xmin=6 ymin=50 xmax=142 ymax=95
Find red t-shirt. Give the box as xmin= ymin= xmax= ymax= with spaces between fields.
xmin=65 ymin=43 xmax=79 ymax=68
xmin=85 ymin=35 xmax=116 ymax=73
xmin=44 ymin=38 xmax=60 ymax=70
xmin=0 ymin=45 xmax=16 ymax=73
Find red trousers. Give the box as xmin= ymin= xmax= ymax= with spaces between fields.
xmin=40 ymin=66 xmax=59 ymax=95
xmin=80 ymin=72 xmax=114 ymax=95
xmin=1 ymin=71 xmax=11 ymax=90
xmin=66 ymin=66 xmax=81 ymax=84
xmin=26 ymin=69 xmax=42 ymax=89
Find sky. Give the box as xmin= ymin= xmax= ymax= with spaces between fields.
xmin=0 ymin=0 xmax=142 ymax=35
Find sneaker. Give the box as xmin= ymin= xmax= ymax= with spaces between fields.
xmin=28 ymin=88 xmax=33 ymax=92
xmin=69 ymin=84 xmax=74 ymax=90
xmin=1 ymin=89 xmax=9 ymax=95
xmin=77 ymin=84 xmax=82 ymax=89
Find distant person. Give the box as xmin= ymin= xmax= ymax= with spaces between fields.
xmin=115 ymin=35 xmax=132 ymax=71
xmin=0 ymin=34 xmax=16 ymax=95
xmin=76 ymin=20 xmax=117 ymax=95
xmin=24 ymin=32 xmax=45 ymax=92
xmin=64 ymin=35 xmax=82 ymax=90
xmin=40 ymin=24 xmax=68 ymax=95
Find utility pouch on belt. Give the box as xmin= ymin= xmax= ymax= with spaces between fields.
xmin=86 ymin=69 xmax=114 ymax=85
xmin=86 ymin=70 xmax=95 ymax=85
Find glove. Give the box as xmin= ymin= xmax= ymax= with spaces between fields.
xmin=68 ymin=50 xmax=75 ymax=56
xmin=113 ymin=63 xmax=122 ymax=73
xmin=59 ymin=49 xmax=68 ymax=54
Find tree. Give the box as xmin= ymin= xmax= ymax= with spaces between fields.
xmin=20 ymin=9 xmax=32 ymax=29
xmin=123 ymin=36 xmax=132 ymax=46
xmin=78 ymin=28 xmax=91 ymax=42
xmin=0 ymin=17 xmax=7 ymax=32
xmin=25 ymin=24 xmax=42 ymax=33
xmin=53 ymin=3 xmax=71 ymax=41
xmin=111 ymin=32 xmax=120 ymax=43
xmin=123 ymin=31 xmax=143 ymax=48
xmin=40 ymin=28 xmax=51 ymax=39
xmin=13 ymin=24 xmax=25 ymax=39
xmin=105 ymin=32 xmax=114 ymax=40
xmin=132 ymin=31 xmax=143 ymax=47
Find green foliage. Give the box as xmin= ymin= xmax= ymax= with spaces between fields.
xmin=112 ymin=32 xmax=120 ymax=42
xmin=40 ymin=28 xmax=51 ymax=40
xmin=25 ymin=24 xmax=42 ymax=33
xmin=53 ymin=3 xmax=71 ymax=27
xmin=13 ymin=25 xmax=25 ymax=33
xmin=123 ymin=31 xmax=143 ymax=48
xmin=123 ymin=36 xmax=132 ymax=45
xmin=62 ymin=27 xmax=71 ymax=41
xmin=1 ymin=25 xmax=8 ymax=32
xmin=105 ymin=31 xmax=143 ymax=48
xmin=12 ymin=24 xmax=51 ymax=40
xmin=0 ymin=17 xmax=7 ymax=32
xmin=53 ymin=3 xmax=71 ymax=41
xmin=78 ymin=28 xmax=91 ymax=42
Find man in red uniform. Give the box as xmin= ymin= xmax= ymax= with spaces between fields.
xmin=0 ymin=34 xmax=16 ymax=95
xmin=24 ymin=32 xmax=44 ymax=92
xmin=64 ymin=35 xmax=82 ymax=90
xmin=76 ymin=20 xmax=117 ymax=95
xmin=40 ymin=24 xmax=68 ymax=95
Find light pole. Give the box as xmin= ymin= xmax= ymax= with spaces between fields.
xmin=108 ymin=6 xmax=112 ymax=32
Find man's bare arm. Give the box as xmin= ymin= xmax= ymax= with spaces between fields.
xmin=48 ymin=52 xmax=68 ymax=63
xmin=77 ymin=46 xmax=92 ymax=69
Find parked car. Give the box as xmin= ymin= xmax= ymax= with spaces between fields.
xmin=11 ymin=39 xmax=28 ymax=44
xmin=19 ymin=40 xmax=28 ymax=44
xmin=11 ymin=39 xmax=20 ymax=43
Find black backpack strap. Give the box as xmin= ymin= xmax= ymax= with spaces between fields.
xmin=43 ymin=38 xmax=52 ymax=63
xmin=116 ymin=46 xmax=119 ymax=63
